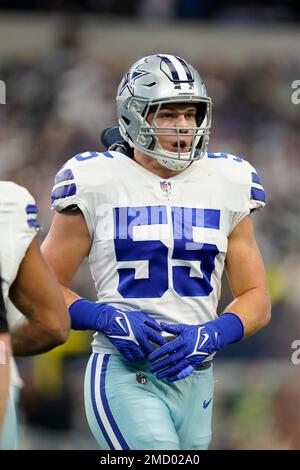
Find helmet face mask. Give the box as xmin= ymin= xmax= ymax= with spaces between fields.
xmin=116 ymin=54 xmax=212 ymax=171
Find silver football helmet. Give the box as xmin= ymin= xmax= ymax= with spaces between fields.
xmin=116 ymin=54 xmax=212 ymax=170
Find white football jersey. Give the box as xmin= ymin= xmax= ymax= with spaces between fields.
xmin=0 ymin=181 xmax=40 ymax=385
xmin=52 ymin=150 xmax=265 ymax=355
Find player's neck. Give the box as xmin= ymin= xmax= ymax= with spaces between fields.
xmin=133 ymin=150 xmax=185 ymax=179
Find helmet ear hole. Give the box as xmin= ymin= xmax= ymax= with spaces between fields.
xmin=122 ymin=116 xmax=130 ymax=126
xmin=196 ymin=135 xmax=203 ymax=150
xmin=196 ymin=102 xmax=207 ymax=126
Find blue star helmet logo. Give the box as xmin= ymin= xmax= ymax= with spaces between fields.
xmin=119 ymin=70 xmax=149 ymax=96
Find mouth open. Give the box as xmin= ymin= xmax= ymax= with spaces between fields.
xmin=170 ymin=139 xmax=190 ymax=152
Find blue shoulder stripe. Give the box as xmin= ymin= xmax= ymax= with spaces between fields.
xmin=208 ymin=152 xmax=228 ymax=159
xmin=207 ymin=152 xmax=243 ymax=162
xmin=251 ymin=172 xmax=261 ymax=184
xmin=26 ymin=204 xmax=38 ymax=214
xmin=51 ymin=183 xmax=77 ymax=203
xmin=74 ymin=151 xmax=113 ymax=162
xmin=232 ymin=156 xmax=243 ymax=162
xmin=251 ymin=187 xmax=266 ymax=203
xmin=102 ymin=151 xmax=114 ymax=158
xmin=27 ymin=219 xmax=41 ymax=229
xmin=54 ymin=169 xmax=74 ymax=185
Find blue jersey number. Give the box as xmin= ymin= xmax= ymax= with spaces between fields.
xmin=114 ymin=206 xmax=168 ymax=298
xmin=171 ymin=207 xmax=220 ymax=297
xmin=114 ymin=206 xmax=220 ymax=298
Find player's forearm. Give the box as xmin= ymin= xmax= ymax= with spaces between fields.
xmin=0 ymin=334 xmax=10 ymax=433
xmin=59 ymin=285 xmax=95 ymax=331
xmin=11 ymin=314 xmax=68 ymax=356
xmin=224 ymin=286 xmax=271 ymax=337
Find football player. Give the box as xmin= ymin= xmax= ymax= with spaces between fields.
xmin=0 ymin=181 xmax=70 ymax=449
xmin=0 ymin=279 xmax=9 ymax=435
xmin=42 ymin=54 xmax=271 ymax=450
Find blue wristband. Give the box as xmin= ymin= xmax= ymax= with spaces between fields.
xmin=206 ymin=312 xmax=244 ymax=348
xmin=69 ymin=299 xmax=106 ymax=331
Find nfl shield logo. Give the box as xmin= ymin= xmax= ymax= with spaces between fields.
xmin=160 ymin=180 xmax=171 ymax=193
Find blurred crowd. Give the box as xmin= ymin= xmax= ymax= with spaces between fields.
xmin=0 ymin=21 xmax=300 ymax=449
xmin=2 ymin=0 xmax=300 ymax=23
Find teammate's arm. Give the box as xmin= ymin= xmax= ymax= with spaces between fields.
xmin=0 ymin=333 xmax=10 ymax=434
xmin=0 ymin=283 xmax=10 ymax=433
xmin=223 ymin=214 xmax=271 ymax=335
xmin=9 ymin=237 xmax=70 ymax=356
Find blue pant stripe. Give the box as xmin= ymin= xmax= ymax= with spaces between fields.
xmin=100 ymin=355 xmax=130 ymax=450
xmin=90 ymin=353 xmax=115 ymax=449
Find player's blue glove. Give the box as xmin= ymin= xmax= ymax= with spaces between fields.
xmin=69 ymin=299 xmax=166 ymax=362
xmin=148 ymin=313 xmax=244 ymax=382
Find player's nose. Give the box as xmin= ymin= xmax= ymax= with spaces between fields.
xmin=176 ymin=114 xmax=189 ymax=133
xmin=176 ymin=114 xmax=187 ymax=124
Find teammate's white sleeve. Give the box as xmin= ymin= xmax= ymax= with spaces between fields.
xmin=0 ymin=181 xmax=41 ymax=389
xmin=0 ymin=181 xmax=41 ymax=300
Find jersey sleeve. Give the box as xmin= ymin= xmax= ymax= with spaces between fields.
xmin=230 ymin=158 xmax=266 ymax=231
xmin=248 ymin=165 xmax=266 ymax=212
xmin=207 ymin=152 xmax=266 ymax=233
xmin=51 ymin=153 xmax=101 ymax=238
xmin=51 ymin=151 xmax=114 ymax=238
xmin=0 ymin=182 xmax=41 ymax=294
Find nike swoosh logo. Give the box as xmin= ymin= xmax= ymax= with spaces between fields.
xmin=198 ymin=333 xmax=209 ymax=350
xmin=115 ymin=316 xmax=127 ymax=333
xmin=109 ymin=312 xmax=139 ymax=346
xmin=203 ymin=398 xmax=212 ymax=409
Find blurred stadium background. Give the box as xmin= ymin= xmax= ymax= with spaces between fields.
xmin=1 ymin=0 xmax=300 ymax=450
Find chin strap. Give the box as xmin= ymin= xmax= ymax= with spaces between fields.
xmin=156 ymin=156 xmax=192 ymax=171
xmin=151 ymin=144 xmax=202 ymax=171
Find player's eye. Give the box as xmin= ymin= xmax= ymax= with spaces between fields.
xmin=158 ymin=112 xmax=174 ymax=119
xmin=185 ymin=112 xmax=196 ymax=119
